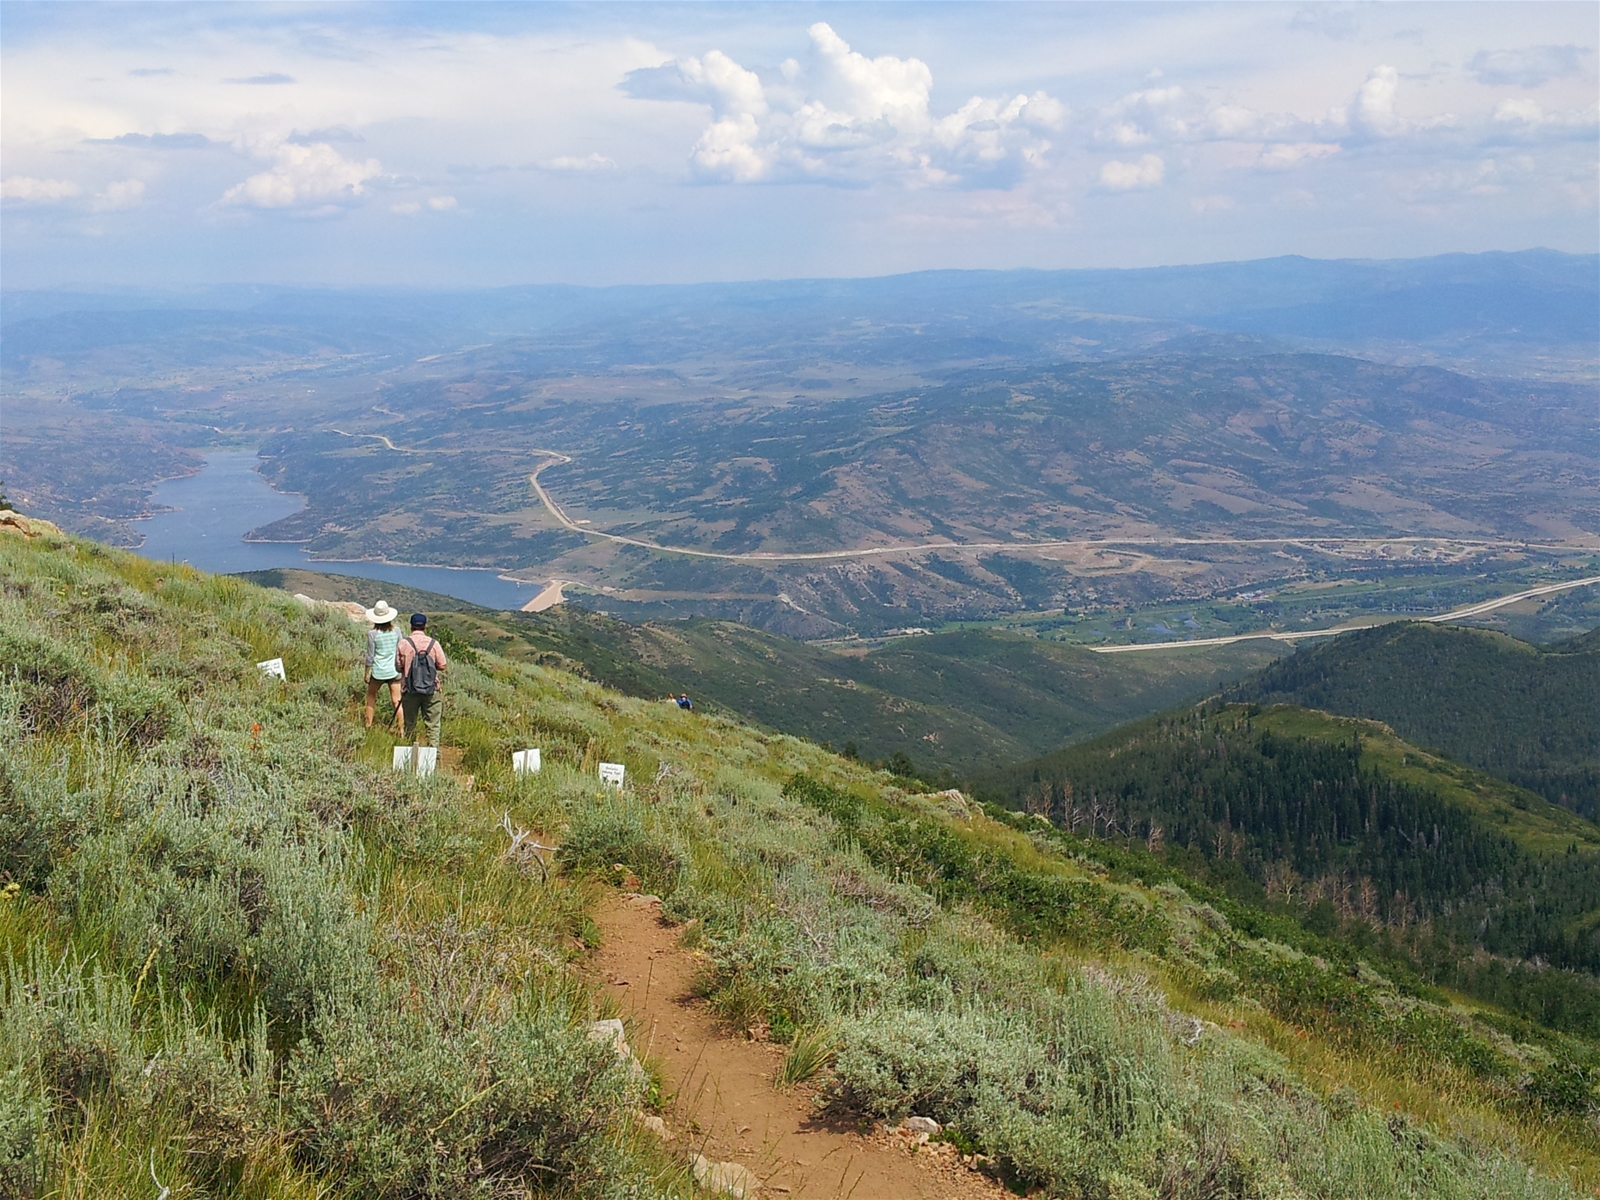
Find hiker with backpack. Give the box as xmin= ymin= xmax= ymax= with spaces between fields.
xmin=362 ymin=599 xmax=403 ymax=730
xmin=395 ymin=613 xmax=448 ymax=747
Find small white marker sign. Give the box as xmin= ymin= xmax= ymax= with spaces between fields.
xmin=256 ymin=657 xmax=286 ymax=680
xmin=393 ymin=746 xmax=438 ymax=777
xmin=598 ymin=762 xmax=626 ymax=787
xmin=513 ymin=749 xmax=541 ymax=775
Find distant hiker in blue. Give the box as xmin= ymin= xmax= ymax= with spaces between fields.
xmin=362 ymin=600 xmax=402 ymax=730
xmin=395 ymin=612 xmax=449 ymax=747
xmin=676 ymin=693 xmax=693 ymax=711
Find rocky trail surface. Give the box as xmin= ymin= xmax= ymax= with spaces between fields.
xmin=591 ymin=893 xmax=1009 ymax=1200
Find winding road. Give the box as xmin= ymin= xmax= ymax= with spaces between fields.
xmin=527 ymin=449 xmax=1586 ymax=564
xmin=317 ymin=437 xmax=1595 ymax=646
xmin=1086 ymin=575 xmax=1600 ymax=654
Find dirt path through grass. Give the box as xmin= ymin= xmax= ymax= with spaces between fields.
xmin=593 ymin=895 xmax=1009 ymax=1199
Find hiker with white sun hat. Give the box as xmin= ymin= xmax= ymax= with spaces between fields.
xmin=362 ymin=599 xmax=403 ymax=730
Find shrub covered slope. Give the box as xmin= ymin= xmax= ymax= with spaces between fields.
xmin=3 ymin=526 xmax=1598 ymax=1198
xmin=243 ymin=566 xmax=1281 ymax=777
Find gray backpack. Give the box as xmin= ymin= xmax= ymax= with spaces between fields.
xmin=403 ymin=635 xmax=439 ymax=694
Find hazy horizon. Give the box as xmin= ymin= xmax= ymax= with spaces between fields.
xmin=7 ymin=245 xmax=1595 ymax=300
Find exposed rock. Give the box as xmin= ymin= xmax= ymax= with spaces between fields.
xmin=931 ymin=788 xmax=971 ymax=818
xmin=623 ymin=892 xmax=663 ymax=910
xmin=0 ymin=512 xmax=65 ymax=541
xmin=691 ymin=1153 xmax=759 ymax=1198
xmin=637 ymin=1112 xmax=671 ymax=1140
xmin=586 ymin=1018 xmax=648 ymax=1084
xmin=901 ymin=1115 xmax=941 ymax=1135
xmin=587 ymin=1017 xmax=628 ymax=1055
xmin=291 ymin=593 xmax=369 ymax=623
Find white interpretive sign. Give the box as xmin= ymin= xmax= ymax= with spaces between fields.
xmin=598 ymin=762 xmax=626 ymax=787
xmin=513 ymin=749 xmax=541 ymax=775
xmin=256 ymin=657 xmax=286 ymax=680
xmin=392 ymin=746 xmax=438 ymax=777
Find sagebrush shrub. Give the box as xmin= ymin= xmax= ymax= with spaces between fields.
xmin=285 ymin=988 xmax=650 ymax=1196
xmin=0 ymin=627 xmax=99 ymax=734
xmin=559 ymin=803 xmax=681 ymax=896
xmin=834 ymin=1007 xmax=1030 ymax=1118
xmin=0 ymin=1061 xmax=45 ymax=1199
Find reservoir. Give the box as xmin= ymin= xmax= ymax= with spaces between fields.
xmin=133 ymin=450 xmax=544 ymax=609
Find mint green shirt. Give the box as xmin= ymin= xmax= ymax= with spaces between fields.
xmin=366 ymin=628 xmax=401 ymax=680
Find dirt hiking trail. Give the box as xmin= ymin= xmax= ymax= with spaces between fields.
xmin=592 ymin=894 xmax=1011 ymax=1200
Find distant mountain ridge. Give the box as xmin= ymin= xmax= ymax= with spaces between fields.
xmin=6 ymin=248 xmax=1595 ymax=373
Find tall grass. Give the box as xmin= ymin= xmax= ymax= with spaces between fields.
xmin=0 ymin=533 xmax=677 ymax=1198
xmin=1 ymin=527 xmax=1592 ymax=1198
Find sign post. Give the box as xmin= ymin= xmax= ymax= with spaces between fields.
xmin=598 ymin=762 xmax=626 ymax=788
xmin=393 ymin=746 xmax=438 ymax=777
xmin=256 ymin=658 xmax=286 ymax=680
xmin=513 ymin=749 xmax=541 ymax=775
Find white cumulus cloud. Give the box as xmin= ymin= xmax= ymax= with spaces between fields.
xmin=95 ymin=179 xmax=146 ymax=210
xmin=392 ymin=196 xmax=458 ymax=214
xmin=1099 ymin=154 xmax=1164 ymax=190
xmin=1489 ymin=98 xmax=1598 ymax=138
xmin=222 ymin=141 xmax=381 ymax=208
xmin=623 ymin=23 xmax=1063 ymax=187
xmin=1257 ymin=142 xmax=1341 ymax=169
xmin=1 ymin=176 xmax=82 ymax=202
xmin=1495 ymin=98 xmax=1546 ymax=124
xmin=1350 ymin=66 xmax=1407 ymax=137
xmin=1092 ymin=84 xmax=1326 ymax=155
xmin=544 ymin=153 xmax=617 ymax=172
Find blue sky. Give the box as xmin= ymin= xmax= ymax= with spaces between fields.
xmin=2 ymin=2 xmax=1595 ymax=287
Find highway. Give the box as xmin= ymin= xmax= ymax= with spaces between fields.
xmin=526 ymin=450 xmax=1587 ymax=564
xmin=1086 ymin=575 xmax=1600 ymax=654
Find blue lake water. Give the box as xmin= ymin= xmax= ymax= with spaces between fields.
xmin=133 ymin=451 xmax=544 ymax=609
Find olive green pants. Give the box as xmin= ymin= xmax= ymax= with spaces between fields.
xmin=399 ymin=691 xmax=441 ymax=747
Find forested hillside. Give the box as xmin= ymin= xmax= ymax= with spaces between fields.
xmin=1229 ymin=621 xmax=1600 ymax=819
xmin=3 ymin=522 xmax=1597 ymax=1198
xmin=974 ymin=704 xmax=1600 ymax=1036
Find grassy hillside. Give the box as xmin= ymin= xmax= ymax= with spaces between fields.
xmin=8 ymin=528 xmax=1596 ymax=1198
xmin=1229 ymin=621 xmax=1600 ymax=820
xmin=242 ymin=567 xmax=1283 ymax=775
xmin=973 ymin=703 xmax=1600 ymax=1037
